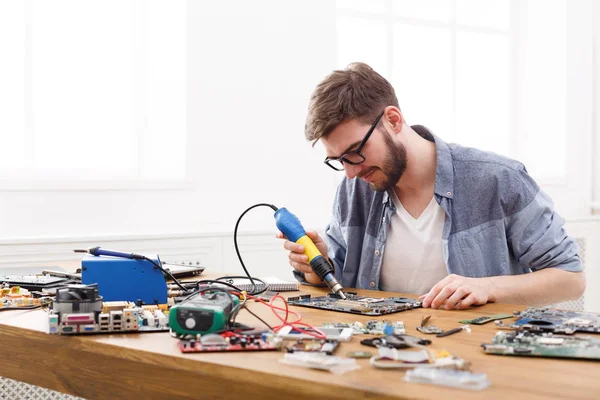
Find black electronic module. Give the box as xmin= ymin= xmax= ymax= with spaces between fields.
xmin=287 ymin=292 xmax=422 ymax=316
xmin=496 ymin=308 xmax=600 ymax=335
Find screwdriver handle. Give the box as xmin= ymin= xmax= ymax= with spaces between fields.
xmin=436 ymin=327 xmax=463 ymax=337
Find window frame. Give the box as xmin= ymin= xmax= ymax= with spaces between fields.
xmin=0 ymin=0 xmax=189 ymax=192
xmin=335 ymin=0 xmax=596 ymax=217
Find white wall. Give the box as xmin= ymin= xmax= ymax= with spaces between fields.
xmin=0 ymin=0 xmax=595 ymax=239
xmin=594 ymin=0 xmax=600 ymax=215
xmin=0 ymin=0 xmax=598 ymax=311
xmin=0 ymin=0 xmax=339 ymax=240
xmin=564 ymin=219 xmax=600 ymax=312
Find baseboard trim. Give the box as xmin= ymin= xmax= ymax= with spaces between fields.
xmin=0 ymin=231 xmax=283 ymax=269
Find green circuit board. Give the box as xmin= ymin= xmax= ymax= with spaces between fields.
xmin=287 ymin=292 xmax=422 ymax=316
xmin=482 ymin=331 xmax=600 ymax=361
xmin=499 ymin=308 xmax=600 ymax=335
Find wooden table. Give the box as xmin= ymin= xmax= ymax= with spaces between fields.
xmin=1 ymin=271 xmax=599 ymax=400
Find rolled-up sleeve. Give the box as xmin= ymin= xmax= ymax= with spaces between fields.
xmin=505 ymin=168 xmax=583 ymax=273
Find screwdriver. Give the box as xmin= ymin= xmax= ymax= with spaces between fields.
xmin=436 ymin=325 xmax=471 ymax=338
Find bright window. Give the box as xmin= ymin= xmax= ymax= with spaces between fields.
xmin=0 ymin=0 xmax=187 ymax=186
xmin=336 ymin=0 xmax=568 ymax=182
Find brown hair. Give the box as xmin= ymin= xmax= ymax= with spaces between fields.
xmin=305 ymin=62 xmax=399 ymax=144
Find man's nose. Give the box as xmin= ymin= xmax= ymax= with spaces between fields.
xmin=344 ymin=163 xmax=364 ymax=180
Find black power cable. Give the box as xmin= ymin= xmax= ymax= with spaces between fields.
xmin=230 ymin=203 xmax=278 ymax=296
xmin=139 ymin=254 xmax=188 ymax=292
xmin=170 ymin=203 xmax=277 ymax=298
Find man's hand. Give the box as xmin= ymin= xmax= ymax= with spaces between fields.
xmin=419 ymin=274 xmax=497 ymax=310
xmin=276 ymin=230 xmax=328 ymax=285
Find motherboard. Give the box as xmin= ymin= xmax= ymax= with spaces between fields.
xmin=287 ymin=292 xmax=421 ymax=316
xmin=48 ymin=284 xmax=170 ymax=335
xmin=482 ymin=331 xmax=600 ymax=361
xmin=49 ymin=302 xmax=170 ymax=334
xmin=496 ymin=308 xmax=600 ymax=335
xmin=179 ymin=331 xmax=281 ymax=353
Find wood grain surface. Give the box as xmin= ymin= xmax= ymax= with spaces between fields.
xmin=1 ymin=267 xmax=599 ymax=399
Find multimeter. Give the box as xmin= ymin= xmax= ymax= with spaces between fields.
xmin=169 ymin=291 xmax=239 ymax=335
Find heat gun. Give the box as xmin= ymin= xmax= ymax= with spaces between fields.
xmin=274 ymin=207 xmax=347 ymax=300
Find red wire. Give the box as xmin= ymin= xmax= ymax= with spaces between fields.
xmin=232 ymin=292 xmax=326 ymax=339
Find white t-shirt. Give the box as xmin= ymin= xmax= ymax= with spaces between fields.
xmin=379 ymin=191 xmax=448 ymax=295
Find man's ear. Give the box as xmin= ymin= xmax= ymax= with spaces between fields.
xmin=384 ymin=106 xmax=403 ymax=132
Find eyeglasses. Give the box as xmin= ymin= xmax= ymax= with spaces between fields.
xmin=324 ymin=111 xmax=384 ymax=171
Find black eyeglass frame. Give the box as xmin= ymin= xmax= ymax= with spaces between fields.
xmin=324 ymin=111 xmax=385 ymax=171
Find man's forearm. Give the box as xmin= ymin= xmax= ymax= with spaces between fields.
xmin=485 ymin=268 xmax=585 ymax=306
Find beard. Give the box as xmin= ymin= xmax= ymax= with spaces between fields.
xmin=360 ymin=132 xmax=407 ymax=192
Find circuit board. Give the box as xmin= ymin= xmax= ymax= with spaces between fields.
xmin=285 ymin=339 xmax=340 ymax=355
xmin=0 ymin=275 xmax=71 ymax=291
xmin=482 ymin=331 xmax=600 ymax=361
xmin=459 ymin=313 xmax=513 ymax=325
xmin=287 ymin=293 xmax=421 ymax=316
xmin=497 ymin=308 xmax=600 ymax=335
xmin=323 ymin=320 xmax=405 ymax=335
xmin=49 ymin=303 xmax=170 ymax=335
xmin=1 ymin=285 xmax=51 ymax=311
xmin=179 ymin=332 xmax=281 ymax=353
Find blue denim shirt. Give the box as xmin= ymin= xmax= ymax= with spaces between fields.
xmin=294 ymin=125 xmax=583 ymax=290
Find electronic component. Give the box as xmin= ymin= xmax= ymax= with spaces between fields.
xmin=0 ymin=285 xmax=51 ymax=310
xmin=436 ymin=325 xmax=471 ymax=338
xmin=162 ymin=262 xmax=205 ymax=279
xmin=254 ymin=290 xmax=279 ymax=302
xmin=274 ymin=207 xmax=347 ymax=299
xmin=482 ymin=331 xmax=600 ymax=360
xmin=277 ymin=326 xmax=353 ymax=341
xmin=169 ymin=291 xmax=239 ymax=335
xmin=370 ymin=347 xmax=471 ymax=370
xmin=287 ymin=293 xmax=421 ymax=316
xmin=346 ymin=351 xmax=373 ymax=359
xmin=373 ymin=347 xmax=430 ymax=363
xmin=48 ymin=284 xmax=169 ymax=335
xmin=0 ymin=275 xmax=71 ymax=291
xmin=360 ymin=334 xmax=431 ymax=349
xmin=50 ymin=306 xmax=168 ymax=334
xmin=279 ymin=352 xmax=360 ymax=374
xmin=495 ymin=308 xmax=600 ymax=335
xmin=81 ymin=254 xmax=168 ymax=304
xmin=416 ymin=315 xmax=443 ymax=334
xmin=416 ymin=326 xmax=443 ymax=334
xmin=285 ymin=339 xmax=340 ymax=355
xmin=42 ymin=270 xmax=82 ymax=281
xmin=404 ymin=368 xmax=491 ymax=390
xmin=53 ymin=284 xmax=103 ymax=315
xmin=323 ymin=320 xmax=405 ymax=335
xmin=179 ymin=331 xmax=281 ymax=353
xmin=459 ymin=313 xmax=513 ymax=325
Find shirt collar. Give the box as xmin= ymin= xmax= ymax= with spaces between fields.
xmin=411 ymin=125 xmax=454 ymax=199
xmin=381 ymin=125 xmax=454 ymax=204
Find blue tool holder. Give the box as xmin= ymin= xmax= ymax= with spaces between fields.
xmin=81 ymin=255 xmax=168 ymax=304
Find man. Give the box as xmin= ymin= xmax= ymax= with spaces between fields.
xmin=279 ymin=62 xmax=584 ymax=310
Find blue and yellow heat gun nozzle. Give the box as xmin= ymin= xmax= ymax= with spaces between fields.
xmin=274 ymin=207 xmax=347 ymax=300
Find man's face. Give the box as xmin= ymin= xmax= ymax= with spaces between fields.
xmin=323 ymin=118 xmax=407 ymax=192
